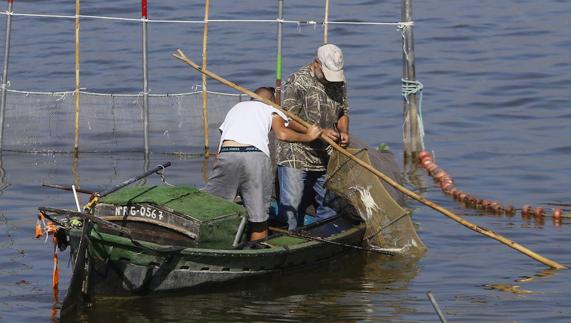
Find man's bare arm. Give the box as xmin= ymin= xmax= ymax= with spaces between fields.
xmin=272 ymin=116 xmax=322 ymax=143
xmin=337 ymin=115 xmax=349 ymax=147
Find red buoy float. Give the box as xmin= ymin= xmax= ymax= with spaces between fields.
xmin=553 ymin=208 xmax=563 ymax=219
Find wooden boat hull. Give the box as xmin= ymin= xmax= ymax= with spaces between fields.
xmin=78 ymin=216 xmax=366 ymax=296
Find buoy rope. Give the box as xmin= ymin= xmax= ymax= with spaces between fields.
xmin=402 ymin=79 xmax=426 ymax=147
xmin=4 ymin=88 xmax=245 ymax=98
xmin=418 ymin=151 xmax=566 ymax=222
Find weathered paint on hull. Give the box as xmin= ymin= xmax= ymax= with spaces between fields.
xmin=84 ymin=219 xmax=366 ymax=296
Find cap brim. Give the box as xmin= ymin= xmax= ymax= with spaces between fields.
xmin=322 ymin=65 xmax=345 ymax=82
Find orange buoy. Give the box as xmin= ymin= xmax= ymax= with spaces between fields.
xmin=441 ymin=175 xmax=453 ymax=184
xmin=522 ymin=205 xmax=533 ymax=216
xmin=441 ymin=181 xmax=454 ymax=191
xmin=433 ymin=170 xmax=447 ymax=180
xmin=535 ymin=207 xmax=545 ymax=218
xmin=451 ymin=188 xmax=460 ymax=199
xmin=422 ymin=159 xmax=434 ymax=169
xmin=553 ymin=208 xmax=563 ymax=219
xmin=426 ymin=164 xmax=439 ymax=173
xmin=490 ymin=202 xmax=502 ymax=213
xmin=418 ymin=151 xmax=431 ymax=162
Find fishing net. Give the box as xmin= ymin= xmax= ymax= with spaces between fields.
xmin=325 ymin=140 xmax=426 ymax=256
xmin=1 ymin=90 xmax=248 ymax=154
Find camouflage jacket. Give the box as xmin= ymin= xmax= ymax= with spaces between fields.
xmin=276 ymin=65 xmax=349 ymax=171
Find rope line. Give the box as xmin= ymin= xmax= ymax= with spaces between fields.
xmin=5 ymin=88 xmax=246 ymax=98
xmin=401 ymin=79 xmax=425 ymax=145
xmin=0 ymin=11 xmax=412 ymax=28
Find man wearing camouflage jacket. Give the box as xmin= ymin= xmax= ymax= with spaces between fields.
xmin=276 ymin=44 xmax=349 ymax=230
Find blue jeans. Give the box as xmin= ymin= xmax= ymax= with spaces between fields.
xmin=277 ymin=165 xmax=336 ymax=230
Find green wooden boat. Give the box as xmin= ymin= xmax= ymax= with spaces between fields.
xmin=38 ymin=148 xmax=425 ymax=316
xmin=80 ymin=185 xmax=368 ymax=296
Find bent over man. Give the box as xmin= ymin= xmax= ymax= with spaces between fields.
xmin=276 ymin=44 xmax=349 ymax=230
xmin=204 ymin=87 xmax=322 ymax=241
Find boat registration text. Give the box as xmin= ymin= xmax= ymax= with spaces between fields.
xmin=115 ymin=205 xmax=164 ymax=221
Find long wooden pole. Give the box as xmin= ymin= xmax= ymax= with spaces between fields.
xmin=73 ymin=0 xmax=80 ymax=154
xmin=201 ymin=0 xmax=210 ymax=157
xmin=172 ymin=49 xmax=566 ymax=270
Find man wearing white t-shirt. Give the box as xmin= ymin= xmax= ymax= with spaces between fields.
xmin=204 ymin=87 xmax=322 ymax=241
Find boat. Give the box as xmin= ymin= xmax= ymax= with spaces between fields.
xmin=36 ymin=145 xmax=425 ymax=316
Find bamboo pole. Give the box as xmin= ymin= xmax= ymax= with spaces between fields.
xmin=201 ymin=0 xmax=210 ymax=157
xmin=323 ymin=0 xmax=329 ymax=44
xmin=142 ymin=0 xmax=150 ymax=155
xmin=172 ymin=49 xmax=567 ymax=270
xmin=401 ymin=0 xmax=423 ymax=161
xmin=275 ymin=0 xmax=284 ymax=104
xmin=0 ymin=0 xmax=14 ymax=151
xmin=73 ymin=0 xmax=80 ymax=154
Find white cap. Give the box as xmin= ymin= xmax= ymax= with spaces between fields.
xmin=317 ymin=44 xmax=345 ymax=82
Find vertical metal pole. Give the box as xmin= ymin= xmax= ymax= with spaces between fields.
xmin=275 ymin=0 xmax=284 ymax=104
xmin=323 ymin=0 xmax=329 ymax=44
xmin=0 ymin=0 xmax=14 ymax=150
xmin=142 ymin=0 xmax=150 ymax=155
xmin=201 ymin=0 xmax=210 ymax=157
xmin=401 ymin=0 xmax=420 ymax=160
xmin=427 ymin=291 xmax=448 ymax=323
xmin=73 ymin=0 xmax=80 ymax=154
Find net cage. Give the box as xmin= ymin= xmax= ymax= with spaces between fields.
xmin=325 ymin=139 xmax=426 ymax=256
xmin=1 ymin=90 xmax=248 ymax=154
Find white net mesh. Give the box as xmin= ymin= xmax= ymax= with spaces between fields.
xmin=2 ymin=90 xmax=248 ymax=153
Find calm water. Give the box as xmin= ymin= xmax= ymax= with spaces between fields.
xmin=1 ymin=0 xmax=571 ymax=321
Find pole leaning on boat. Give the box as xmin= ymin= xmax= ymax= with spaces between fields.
xmin=98 ymin=161 xmax=172 ymax=198
xmin=172 ymin=50 xmax=566 ymax=270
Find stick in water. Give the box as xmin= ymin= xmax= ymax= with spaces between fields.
xmin=427 ymin=291 xmax=447 ymax=323
xmin=172 ymin=49 xmax=566 ymax=270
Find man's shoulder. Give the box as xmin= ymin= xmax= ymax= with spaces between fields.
xmin=231 ymin=100 xmax=268 ymax=110
xmin=287 ymin=65 xmax=313 ymax=85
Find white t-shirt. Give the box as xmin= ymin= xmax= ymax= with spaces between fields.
xmin=218 ymin=101 xmax=289 ymax=157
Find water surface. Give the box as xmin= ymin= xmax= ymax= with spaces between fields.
xmin=1 ymin=0 xmax=571 ymax=321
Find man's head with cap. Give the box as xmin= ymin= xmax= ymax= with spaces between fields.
xmin=314 ymin=44 xmax=345 ymax=83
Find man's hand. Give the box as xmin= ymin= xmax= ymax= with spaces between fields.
xmin=322 ymin=128 xmax=340 ymax=142
xmin=339 ymin=132 xmax=350 ymax=148
xmin=305 ymin=124 xmax=323 ymax=141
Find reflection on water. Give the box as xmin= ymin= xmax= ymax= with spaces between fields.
xmin=484 ymin=268 xmax=560 ymax=296
xmin=71 ymin=153 xmax=81 ymax=189
xmin=80 ymin=254 xmax=421 ymax=322
xmin=0 ymin=147 xmax=570 ymax=322
xmin=515 ymin=268 xmax=558 ymax=284
xmin=483 ymin=283 xmax=537 ymax=295
xmin=1 ymin=0 xmax=571 ymax=319
xmin=0 ymin=153 xmax=8 ymax=196
xmin=202 ymin=155 xmax=210 ymax=183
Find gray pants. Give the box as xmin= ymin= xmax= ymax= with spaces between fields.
xmin=204 ymin=151 xmax=272 ymax=223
